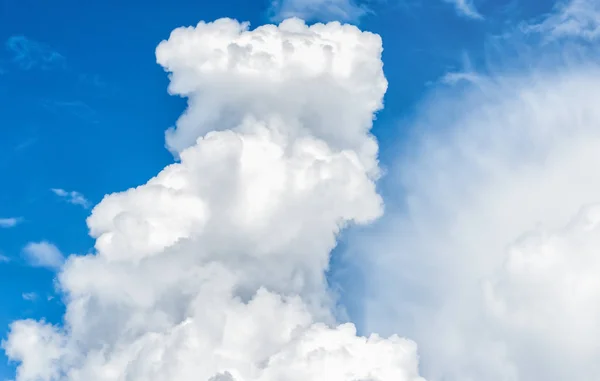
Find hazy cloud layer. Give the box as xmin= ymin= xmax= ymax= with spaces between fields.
xmin=351 ymin=3 xmax=600 ymax=379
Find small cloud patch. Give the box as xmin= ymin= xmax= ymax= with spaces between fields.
xmin=444 ymin=0 xmax=483 ymax=20
xmin=22 ymin=292 xmax=38 ymax=302
xmin=51 ymin=188 xmax=90 ymax=209
xmin=0 ymin=217 xmax=23 ymax=228
xmin=22 ymin=241 xmax=65 ymax=271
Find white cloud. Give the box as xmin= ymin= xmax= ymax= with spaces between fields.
xmin=524 ymin=0 xmax=600 ymax=41
xmin=3 ymin=18 xmax=424 ymax=381
xmin=444 ymin=0 xmax=483 ymax=20
xmin=349 ymin=34 xmax=600 ymax=381
xmin=51 ymin=188 xmax=90 ymax=209
xmin=0 ymin=253 xmax=10 ymax=263
xmin=439 ymin=70 xmax=482 ymax=85
xmin=21 ymin=293 xmax=37 ymax=302
xmin=438 ymin=52 xmax=483 ymax=86
xmin=270 ymin=0 xmax=368 ymax=23
xmin=481 ymin=204 xmax=600 ymax=379
xmin=0 ymin=217 xmax=22 ymax=228
xmin=22 ymin=241 xmax=65 ymax=270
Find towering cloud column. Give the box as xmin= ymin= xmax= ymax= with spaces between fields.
xmin=4 ymin=18 xmax=425 ymax=381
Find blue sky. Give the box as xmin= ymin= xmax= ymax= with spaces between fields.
xmin=1 ymin=0 xmax=594 ymax=380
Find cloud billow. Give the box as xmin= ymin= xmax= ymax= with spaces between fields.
xmin=3 ymin=18 xmax=424 ymax=381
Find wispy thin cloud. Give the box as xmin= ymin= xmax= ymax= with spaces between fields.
xmin=41 ymin=100 xmax=99 ymax=124
xmin=5 ymin=35 xmax=66 ymax=71
xmin=439 ymin=51 xmax=484 ymax=85
xmin=22 ymin=292 xmax=38 ymax=302
xmin=14 ymin=137 xmax=37 ymax=152
xmin=22 ymin=241 xmax=65 ymax=270
xmin=523 ymin=0 xmax=600 ymax=41
xmin=0 ymin=253 xmax=10 ymax=263
xmin=51 ymin=188 xmax=90 ymax=209
xmin=269 ymin=0 xmax=369 ymax=22
xmin=440 ymin=70 xmax=483 ymax=85
xmin=0 ymin=217 xmax=23 ymax=228
xmin=77 ymin=73 xmax=120 ymax=98
xmin=445 ymin=0 xmax=483 ymax=20
xmin=78 ymin=73 xmax=107 ymax=90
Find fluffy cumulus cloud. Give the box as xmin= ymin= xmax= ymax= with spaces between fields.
xmin=3 ymin=18 xmax=424 ymax=381
xmin=351 ymin=8 xmax=600 ymax=381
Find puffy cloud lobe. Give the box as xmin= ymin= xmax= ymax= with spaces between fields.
xmin=3 ymin=18 xmax=423 ymax=381
xmin=260 ymin=324 xmax=422 ymax=381
xmin=4 ymin=320 xmax=65 ymax=381
xmin=22 ymin=241 xmax=65 ymax=270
